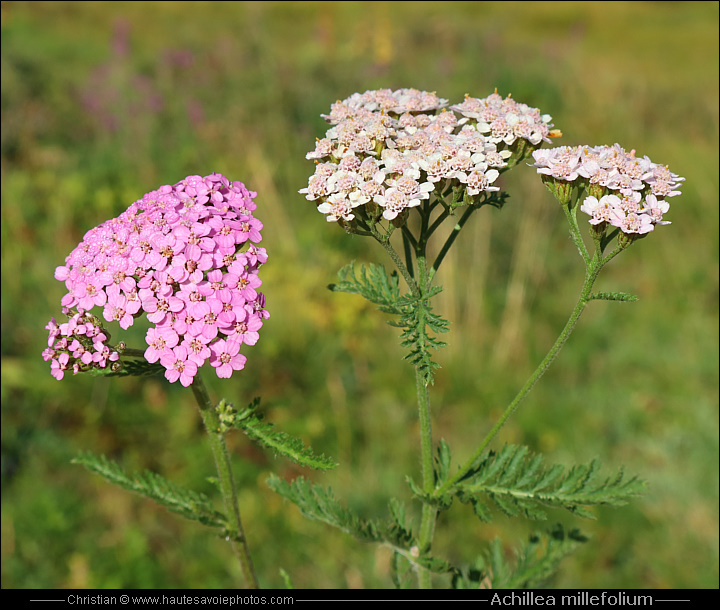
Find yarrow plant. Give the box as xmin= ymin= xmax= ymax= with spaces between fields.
xmin=44 ymin=89 xmax=684 ymax=589
xmin=44 ymin=173 xmax=335 ymax=589
xmin=266 ymin=87 xmax=685 ymax=589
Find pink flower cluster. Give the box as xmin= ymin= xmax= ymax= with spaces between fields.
xmin=42 ymin=310 xmax=120 ymax=380
xmin=301 ymin=89 xmax=556 ymax=224
xmin=450 ymin=92 xmax=555 ymax=147
xmin=46 ymin=173 xmax=268 ymax=386
xmin=531 ymin=144 xmax=684 ymax=234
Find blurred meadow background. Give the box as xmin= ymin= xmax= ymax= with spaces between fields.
xmin=1 ymin=0 xmax=718 ymax=590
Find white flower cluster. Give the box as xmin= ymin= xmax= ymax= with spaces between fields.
xmin=531 ymin=144 xmax=684 ymax=234
xmin=301 ymin=88 xmax=555 ymax=224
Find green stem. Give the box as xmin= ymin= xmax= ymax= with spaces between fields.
xmin=191 ymin=374 xmax=259 ymax=589
xmin=401 ymin=226 xmax=416 ymax=280
xmin=375 ymin=234 xmax=421 ymax=298
xmin=414 ymin=255 xmax=437 ymax=590
xmin=564 ymin=202 xmax=590 ymax=264
xmin=426 ymin=208 xmax=451 ymax=238
xmin=429 ymin=204 xmax=477 ymax=284
xmin=416 ymin=366 xmax=436 ymax=590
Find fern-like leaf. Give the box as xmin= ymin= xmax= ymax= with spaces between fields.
xmin=267 ymin=475 xmax=456 ymax=573
xmin=91 ymin=359 xmax=165 ymax=378
xmin=267 ymin=474 xmax=382 ymax=543
xmin=505 ymin=524 xmax=589 ymax=588
xmin=328 ymin=262 xmax=401 ymax=311
xmin=395 ymin=297 xmax=449 ymax=385
xmin=72 ymin=452 xmax=226 ymax=529
xmin=455 ymin=444 xmax=646 ymax=521
xmin=588 ymin=291 xmax=638 ymax=303
xmin=228 ymin=400 xmax=336 ymax=471
xmin=329 ymin=262 xmax=449 ymax=385
xmin=453 ymin=524 xmax=588 ymax=589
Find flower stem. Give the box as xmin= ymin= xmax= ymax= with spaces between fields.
xmin=564 ymin=202 xmax=590 ymax=263
xmin=413 ymin=256 xmax=438 ymax=589
xmin=436 ymin=238 xmax=627 ymax=496
xmin=190 ymin=374 xmax=259 ymax=589
xmin=375 ymin=234 xmax=421 ymax=298
xmin=415 ymin=372 xmax=437 ymax=590
xmin=429 ymin=204 xmax=476 ymax=283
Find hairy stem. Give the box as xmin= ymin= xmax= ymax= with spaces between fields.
xmin=191 ymin=375 xmax=259 ymax=589
xmin=416 ymin=370 xmax=437 ymax=589
xmin=375 ymin=234 xmax=421 ymax=298
xmin=414 ymin=256 xmax=437 ymax=589
xmin=436 ymin=229 xmax=628 ymax=496
xmin=564 ymin=202 xmax=590 ymax=263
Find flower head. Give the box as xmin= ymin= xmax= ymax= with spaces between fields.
xmin=46 ymin=173 xmax=267 ymax=384
xmin=302 ymin=88 xmax=557 ymax=228
xmin=532 ymin=144 xmax=683 ymax=236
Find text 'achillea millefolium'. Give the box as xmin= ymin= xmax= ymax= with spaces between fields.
xmin=43 ymin=173 xmax=268 ymax=386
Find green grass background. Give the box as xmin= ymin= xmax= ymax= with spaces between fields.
xmin=1 ymin=0 xmax=717 ymax=590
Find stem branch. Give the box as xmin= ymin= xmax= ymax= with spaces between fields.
xmin=437 ymin=234 xmax=628 ymax=495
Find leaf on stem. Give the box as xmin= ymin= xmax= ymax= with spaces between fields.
xmin=267 ymin=475 xmax=427 ymax=560
xmin=393 ymin=295 xmax=449 ymax=385
xmin=329 ymin=262 xmax=449 ymax=385
xmin=588 ymin=291 xmax=639 ymax=303
xmin=406 ymin=441 xmax=455 ymax=509
xmin=452 ymin=523 xmax=589 ymax=589
xmin=453 ymin=444 xmax=646 ymax=521
xmin=328 ymin=262 xmax=401 ymax=311
xmin=72 ymin=452 xmax=226 ymax=529
xmin=90 ymin=358 xmax=165 ymax=378
xmin=435 ymin=439 xmax=452 ymax=485
xmin=224 ymin=399 xmax=337 ymax=472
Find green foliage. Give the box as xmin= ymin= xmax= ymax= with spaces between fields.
xmin=452 ymin=524 xmax=589 ymax=589
xmin=3 ymin=0 xmax=716 ymax=590
xmin=278 ymin=568 xmax=293 ymax=589
xmin=268 ymin=474 xmax=460 ymax=576
xmin=454 ymin=445 xmax=646 ymax=521
xmin=222 ymin=398 xmax=337 ymax=471
xmin=434 ymin=439 xmax=453 ymax=487
xmin=328 ymin=262 xmax=401 ymax=310
xmin=391 ymin=292 xmax=450 ymax=385
xmin=267 ymin=474 xmax=409 ymax=546
xmin=405 ymin=440 xmax=455 ymax=510
xmin=91 ymin=358 xmax=165 ymax=378
xmin=588 ymin=292 xmax=639 ymax=303
xmin=71 ymin=452 xmax=226 ymax=530
xmin=330 ymin=262 xmax=450 ymax=384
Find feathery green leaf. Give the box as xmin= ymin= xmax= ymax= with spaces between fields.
xmin=72 ymin=452 xmax=226 ymax=529
xmin=222 ymin=399 xmax=337 ymax=471
xmin=452 ymin=524 xmax=588 ymax=589
xmin=267 ymin=475 xmax=457 ymax=573
xmin=328 ymin=262 xmax=449 ymax=384
xmin=268 ymin=474 xmax=394 ymax=544
xmin=328 ymin=262 xmax=401 ymax=311
xmin=588 ymin=291 xmax=638 ymax=302
xmin=455 ymin=444 xmax=646 ymax=521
